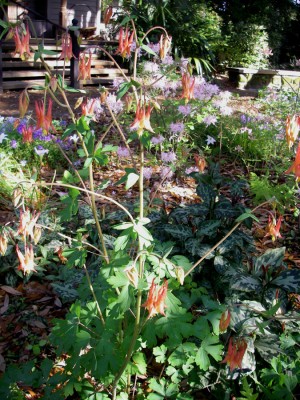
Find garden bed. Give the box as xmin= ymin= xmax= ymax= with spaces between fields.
xmin=227 ymin=67 xmax=300 ymax=90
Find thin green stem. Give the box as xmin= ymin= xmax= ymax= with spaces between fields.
xmin=83 ymin=263 xmax=105 ymax=326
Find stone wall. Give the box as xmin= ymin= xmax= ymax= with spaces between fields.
xmin=227 ymin=67 xmax=300 ymax=90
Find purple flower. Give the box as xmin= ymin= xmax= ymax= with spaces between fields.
xmin=10 ymin=139 xmax=18 ymax=149
xmin=185 ymin=166 xmax=198 ymax=174
xmin=203 ymin=115 xmax=217 ymax=126
xmin=151 ymin=135 xmax=165 ymax=145
xmin=178 ymin=105 xmax=191 ymax=116
xmin=160 ymin=166 xmax=174 ymax=180
xmin=16 ymin=121 xmax=27 ymax=134
xmin=169 ymin=122 xmax=185 ymax=134
xmin=161 ymin=151 xmax=177 ymax=163
xmin=117 ymin=146 xmax=130 ymax=158
xmin=106 ymin=93 xmax=124 ymax=114
xmin=161 ymin=55 xmax=174 ymax=65
xmin=143 ymin=167 xmax=153 ymax=180
xmin=206 ymin=135 xmax=216 ymax=146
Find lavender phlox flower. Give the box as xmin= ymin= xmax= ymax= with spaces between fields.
xmin=185 ymin=166 xmax=198 ymax=174
xmin=112 ymin=77 xmax=125 ymax=89
xmin=34 ymin=145 xmax=49 ymax=157
xmin=169 ymin=122 xmax=185 ymax=134
xmin=219 ymin=90 xmax=232 ymax=101
xmin=160 ymin=166 xmax=174 ymax=180
xmin=33 ymin=128 xmax=52 ymax=141
xmin=240 ymin=114 xmax=248 ymax=124
xmin=151 ymin=135 xmax=165 ymax=145
xmin=219 ymin=105 xmax=233 ymax=116
xmin=148 ymin=42 xmax=160 ymax=54
xmin=142 ymin=61 xmax=160 ymax=74
xmin=73 ymin=160 xmax=82 ymax=168
xmin=106 ymin=93 xmax=123 ymax=114
xmin=161 ymin=55 xmax=174 ymax=65
xmin=10 ymin=140 xmax=18 ymax=149
xmin=194 ymin=80 xmax=219 ymax=101
xmin=143 ymin=167 xmax=153 ymax=180
xmin=161 ymin=151 xmax=177 ymax=163
xmin=206 ymin=135 xmax=216 ymax=146
xmin=203 ymin=115 xmax=217 ymax=126
xmin=152 ymin=74 xmax=167 ymax=91
xmin=178 ymin=104 xmax=192 ymax=116
xmin=117 ymin=146 xmax=130 ymax=158
xmin=240 ymin=127 xmax=253 ymax=136
xmin=20 ymin=160 xmax=27 ymax=166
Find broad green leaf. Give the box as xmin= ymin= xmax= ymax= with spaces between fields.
xmin=164 ymin=225 xmax=193 ymax=241
xmin=236 ymin=211 xmax=259 ymax=223
xmin=231 ymin=275 xmax=262 ymax=292
xmin=153 ymin=345 xmax=168 ymax=363
xmin=272 ymin=269 xmax=300 ymax=293
xmin=254 ymin=247 xmax=285 ymax=272
xmin=195 ymin=336 xmax=223 ymax=371
xmin=132 ymin=352 xmax=147 ymax=375
xmin=126 ymin=172 xmax=139 ymax=190
xmin=141 ymin=43 xmax=157 ymax=56
xmin=116 ymin=81 xmax=131 ymax=100
xmin=197 ymin=220 xmax=221 ymax=236
xmin=107 ymin=271 xmax=129 ymax=288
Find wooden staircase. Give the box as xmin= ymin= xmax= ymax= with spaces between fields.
xmin=1 ymin=38 xmax=128 ymax=90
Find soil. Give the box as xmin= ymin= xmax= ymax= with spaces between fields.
xmin=0 ymin=74 xmax=258 ymax=119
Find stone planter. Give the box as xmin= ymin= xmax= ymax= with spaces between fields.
xmin=227 ymin=67 xmax=300 ymax=90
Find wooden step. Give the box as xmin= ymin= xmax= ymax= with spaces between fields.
xmin=3 ymin=68 xmax=127 ymax=79
xmin=2 ymin=59 xmax=117 ymax=68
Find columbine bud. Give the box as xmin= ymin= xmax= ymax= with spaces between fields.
xmin=104 ymin=6 xmax=113 ymax=25
xmin=219 ymin=309 xmax=231 ymax=332
xmin=33 ymin=226 xmax=42 ymax=244
xmin=13 ymin=188 xmax=23 ymax=208
xmin=124 ymin=93 xmax=133 ymax=112
xmin=99 ymin=88 xmax=109 ymax=104
xmin=50 ymin=76 xmax=58 ymax=92
xmin=124 ymin=265 xmax=139 ymax=288
xmin=0 ymin=233 xmax=8 ymax=256
xmin=175 ymin=267 xmax=185 ymax=285
xmin=19 ymin=89 xmax=30 ymax=118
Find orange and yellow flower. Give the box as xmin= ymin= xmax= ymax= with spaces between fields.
xmin=11 ymin=24 xmax=32 ymax=60
xmin=142 ymin=279 xmax=168 ymax=318
xmin=219 ymin=309 xmax=231 ymax=332
xmin=285 ymin=142 xmax=300 ymax=181
xmin=265 ymin=214 xmax=283 ymax=241
xmin=159 ymin=34 xmax=172 ymax=60
xmin=78 ymin=52 xmax=92 ymax=81
xmin=130 ymin=102 xmax=154 ymax=135
xmin=115 ymin=27 xmax=134 ymax=58
xmin=16 ymin=244 xmax=36 ymax=275
xmin=35 ymin=99 xmax=55 ymax=134
xmin=181 ymin=72 xmax=195 ymax=103
xmin=59 ymin=33 xmax=73 ymax=62
xmin=286 ymin=114 xmax=300 ymax=149
xmin=19 ymin=89 xmax=30 ymax=118
xmin=103 ymin=6 xmax=113 ymax=25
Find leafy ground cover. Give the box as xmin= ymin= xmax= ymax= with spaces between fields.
xmin=1 ymin=10 xmax=300 ymax=400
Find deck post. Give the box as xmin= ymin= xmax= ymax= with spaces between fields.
xmin=0 ymin=40 xmax=3 ymax=94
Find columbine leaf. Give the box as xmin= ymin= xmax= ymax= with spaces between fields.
xmin=195 ymin=336 xmax=223 ymax=371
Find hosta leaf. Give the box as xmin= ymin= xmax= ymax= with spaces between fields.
xmin=272 ymin=269 xmax=300 ymax=293
xmin=231 ymin=275 xmax=262 ymax=292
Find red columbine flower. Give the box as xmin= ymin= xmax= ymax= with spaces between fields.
xmin=142 ymin=279 xmax=168 ymax=318
xmin=16 ymin=244 xmax=36 ymax=275
xmin=286 ymin=114 xmax=300 ymax=149
xmin=159 ymin=34 xmax=172 ymax=59
xmin=219 ymin=309 xmax=231 ymax=332
xmin=115 ymin=27 xmax=134 ymax=58
xmin=265 ymin=214 xmax=283 ymax=241
xmin=194 ymin=154 xmax=207 ymax=173
xmin=222 ymin=337 xmax=247 ymax=371
xmin=78 ymin=52 xmax=92 ymax=81
xmin=22 ymin=125 xmax=34 ymax=143
xmin=181 ymin=72 xmax=195 ymax=103
xmin=81 ymin=98 xmax=97 ymax=117
xmin=130 ymin=102 xmax=154 ymax=135
xmin=35 ymin=99 xmax=55 ymax=134
xmin=59 ymin=33 xmax=73 ymax=62
xmin=12 ymin=24 xmax=32 ymax=60
xmin=18 ymin=208 xmax=40 ymax=241
xmin=285 ymin=142 xmax=300 ymax=181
